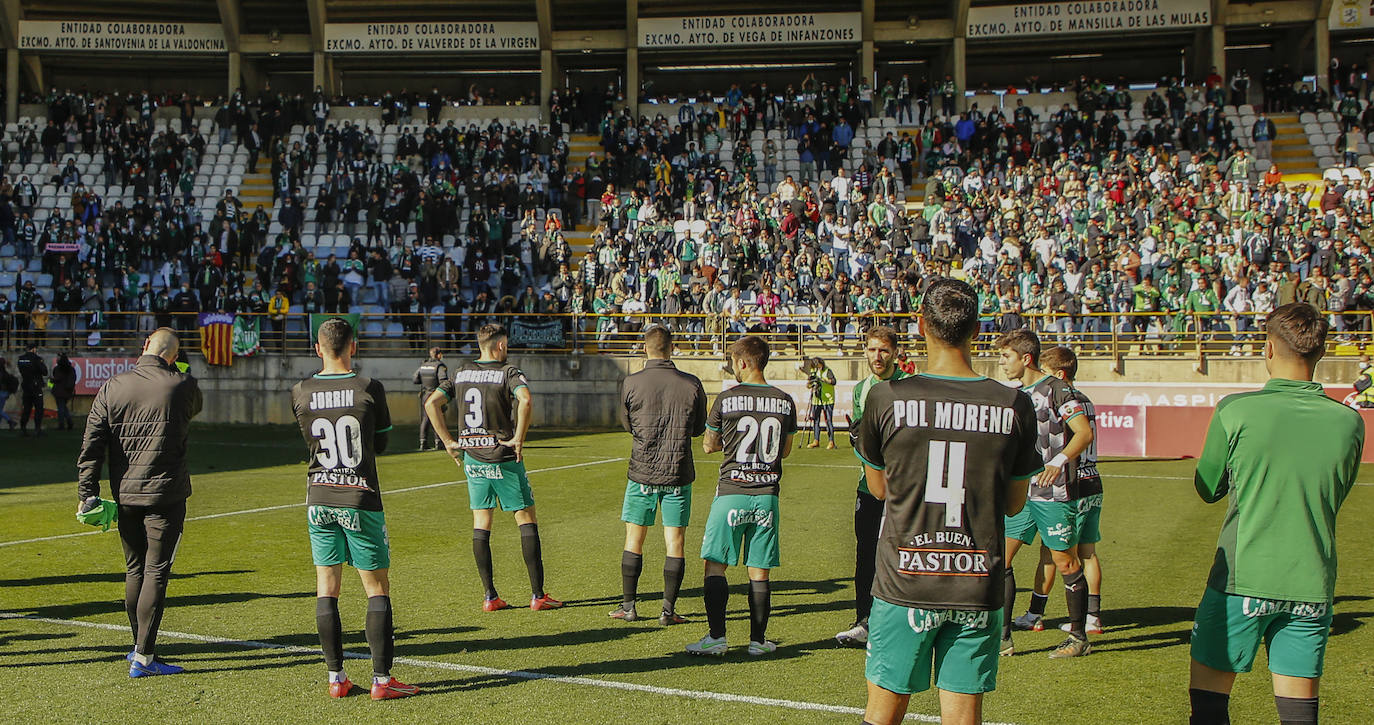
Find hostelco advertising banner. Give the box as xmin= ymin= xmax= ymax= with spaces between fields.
xmin=324 ymin=22 xmax=539 ymax=53
xmin=965 ymin=0 xmax=1210 ymax=39
xmin=71 ymin=357 xmax=140 ymax=395
xmin=18 ymin=21 xmax=227 ymax=53
xmin=638 ymin=13 xmax=861 ymax=49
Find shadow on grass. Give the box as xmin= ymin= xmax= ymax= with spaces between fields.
xmin=0 ymin=569 xmax=252 ymax=588
xmin=412 ymin=636 xmax=836 ymax=695
xmin=2 ymin=425 xmax=610 ymax=489
xmin=11 ymin=589 xmax=315 ymax=621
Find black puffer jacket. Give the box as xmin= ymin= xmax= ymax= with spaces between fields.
xmin=77 ymin=355 xmax=203 ymax=506
xmin=620 ymin=359 xmax=707 ymax=487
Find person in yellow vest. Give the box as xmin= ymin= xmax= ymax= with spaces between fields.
xmin=1353 ymin=355 xmax=1374 ymax=409
xmin=803 ymin=357 xmax=837 ymax=449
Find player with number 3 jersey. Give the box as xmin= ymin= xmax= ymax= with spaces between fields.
xmin=425 ymin=323 xmax=563 ymax=613
xmin=686 ymin=335 xmax=797 ymax=658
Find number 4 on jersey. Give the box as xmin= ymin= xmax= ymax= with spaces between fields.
xmin=925 ymin=440 xmax=967 ymax=527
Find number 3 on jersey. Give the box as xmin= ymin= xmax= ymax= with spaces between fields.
xmin=925 ymin=440 xmax=967 ymax=527
xmin=464 ymin=388 xmax=483 ymax=428
xmin=312 ymin=415 xmax=363 ymax=469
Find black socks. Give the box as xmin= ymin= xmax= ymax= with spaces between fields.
xmin=1063 ymin=567 xmax=1088 ymax=640
xmin=473 ymin=529 xmax=497 ymax=599
xmin=1088 ymin=593 xmax=1102 ymax=619
xmin=1002 ymin=569 xmax=1016 ymax=640
xmin=1029 ymin=592 xmax=1049 ymax=617
xmin=704 ymin=575 xmax=728 ymax=639
xmin=365 ymin=595 xmax=394 ymax=680
xmin=316 ymin=596 xmax=343 ymax=672
xmin=748 ymin=580 xmax=771 ymax=644
xmin=621 ymin=551 xmax=643 ymax=606
xmin=663 ymin=556 xmax=685 ymax=614
xmin=1275 ymin=696 xmax=1318 ymax=725
xmin=520 ymin=523 xmax=545 ymax=599
xmin=1189 ymin=688 xmax=1230 ymax=725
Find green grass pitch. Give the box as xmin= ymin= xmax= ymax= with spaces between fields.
xmin=2 ymin=425 xmax=1372 ymax=724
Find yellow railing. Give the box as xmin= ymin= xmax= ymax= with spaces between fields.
xmin=3 ymin=309 xmax=1370 ymax=359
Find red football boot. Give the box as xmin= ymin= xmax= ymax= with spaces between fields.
xmin=370 ymin=677 xmax=420 ymax=701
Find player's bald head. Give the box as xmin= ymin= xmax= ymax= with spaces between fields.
xmin=144 ymin=328 xmax=180 ymax=362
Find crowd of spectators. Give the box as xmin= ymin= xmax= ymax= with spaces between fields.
xmin=3 ymin=72 xmax=1374 ymax=357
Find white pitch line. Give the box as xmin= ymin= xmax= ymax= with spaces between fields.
xmin=0 ymin=457 xmax=626 ymax=549
xmin=0 ymin=612 xmax=1016 ymax=724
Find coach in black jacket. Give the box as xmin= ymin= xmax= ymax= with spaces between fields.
xmin=611 ymin=326 xmax=707 ymax=624
xmin=77 ymin=328 xmax=202 ymax=676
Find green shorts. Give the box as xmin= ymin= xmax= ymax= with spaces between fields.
xmin=464 ymin=454 xmax=535 ymax=512
xmin=307 ymin=505 xmax=390 ymax=571
xmin=866 ymin=597 xmax=1002 ymax=695
xmin=1074 ymin=492 xmax=1103 ymax=545
xmin=1026 ymin=499 xmax=1078 ymax=551
xmin=701 ymin=494 xmax=780 ymax=569
xmin=622 ymin=481 xmax=692 ymax=528
xmin=1004 ymin=508 xmax=1036 ymax=545
xmin=1190 ymin=587 xmax=1333 ymax=678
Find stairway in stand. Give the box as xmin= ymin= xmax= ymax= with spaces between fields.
xmin=1267 ymin=112 xmax=1322 ymax=181
xmin=563 ymin=133 xmax=602 ymax=256
xmin=237 ymin=155 xmax=274 ymax=213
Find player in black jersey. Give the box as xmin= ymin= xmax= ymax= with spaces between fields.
xmin=685 ymin=336 xmax=797 ymax=657
xmin=290 ymin=318 xmax=418 ymax=701
xmin=424 ymin=323 xmax=563 ymax=612
xmin=1025 ymin=347 xmax=1107 ymax=636
xmin=854 ymin=279 xmax=1040 ymax=725
xmin=997 ymin=330 xmax=1095 ymax=659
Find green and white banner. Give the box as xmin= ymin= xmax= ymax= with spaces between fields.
xmin=232 ymin=315 xmax=261 ymax=357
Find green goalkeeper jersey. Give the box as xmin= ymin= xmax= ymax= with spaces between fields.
xmin=1195 ymin=378 xmax=1364 ymax=603
xmin=852 ymin=368 xmax=912 ymax=495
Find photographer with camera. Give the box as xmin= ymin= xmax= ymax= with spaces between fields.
xmin=802 ymin=357 xmax=837 ymax=450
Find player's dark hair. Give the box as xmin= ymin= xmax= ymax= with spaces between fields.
xmin=644 ymin=325 xmax=672 ymax=357
xmin=997 ymin=328 xmax=1041 ymax=364
xmin=317 ymin=317 xmax=354 ymax=357
xmin=477 ymin=323 xmax=508 ymax=349
xmin=1041 ymin=345 xmax=1078 ymax=380
xmin=1266 ymin=302 xmax=1328 ymax=362
xmin=428 ymin=346 xmax=442 ymax=359
xmin=920 ymin=278 xmax=980 ymax=345
xmin=865 ymin=325 xmax=899 ymax=350
xmin=730 ymin=335 xmax=771 ymax=371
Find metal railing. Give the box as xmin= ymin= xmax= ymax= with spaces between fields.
xmin=2 ymin=310 xmax=1371 ymax=360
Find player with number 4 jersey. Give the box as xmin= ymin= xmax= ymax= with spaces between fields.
xmin=425 ymin=323 xmax=562 ymax=613
xmin=686 ymin=336 xmax=797 ymax=658
xmin=854 ymin=279 xmax=1039 ymax=725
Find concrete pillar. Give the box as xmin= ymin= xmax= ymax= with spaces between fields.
xmin=1210 ymin=24 xmax=1226 ymax=82
xmin=540 ymin=48 xmax=555 ymax=118
xmin=626 ymin=0 xmax=638 ymax=103
xmin=228 ymin=51 xmax=242 ymax=96
xmin=313 ymin=51 xmax=326 ymax=92
xmin=6 ymin=49 xmax=17 ymax=124
xmin=1315 ymin=19 xmax=1331 ymax=92
xmin=951 ymin=37 xmax=966 ymax=113
xmin=861 ymin=0 xmax=875 ymax=85
xmin=861 ymin=41 xmax=875 ymax=87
